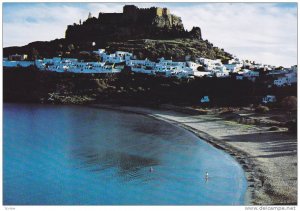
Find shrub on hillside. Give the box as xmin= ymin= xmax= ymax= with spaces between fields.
xmin=255 ymin=105 xmax=270 ymax=113
xmin=281 ymin=96 xmax=297 ymax=111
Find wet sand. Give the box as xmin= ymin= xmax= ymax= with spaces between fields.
xmin=90 ymin=104 xmax=297 ymax=205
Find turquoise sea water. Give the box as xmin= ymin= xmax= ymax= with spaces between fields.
xmin=3 ymin=103 xmax=247 ymax=205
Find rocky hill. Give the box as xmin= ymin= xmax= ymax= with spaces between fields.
xmin=106 ymin=38 xmax=231 ymax=62
xmin=3 ymin=5 xmax=232 ymax=62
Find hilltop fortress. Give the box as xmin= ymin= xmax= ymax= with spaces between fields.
xmin=100 ymin=5 xmax=172 ymax=22
xmin=65 ymin=5 xmax=202 ymax=44
xmin=5 ymin=5 xmax=232 ymax=63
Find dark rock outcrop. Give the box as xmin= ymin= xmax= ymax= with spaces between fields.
xmin=190 ymin=27 xmax=202 ymax=40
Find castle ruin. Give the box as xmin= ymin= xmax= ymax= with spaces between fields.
xmin=65 ymin=5 xmax=201 ymax=44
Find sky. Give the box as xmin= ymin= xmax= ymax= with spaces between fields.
xmin=2 ymin=2 xmax=298 ymax=67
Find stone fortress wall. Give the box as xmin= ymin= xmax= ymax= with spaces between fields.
xmin=97 ymin=5 xmax=172 ymax=24
xmin=65 ymin=5 xmax=201 ymax=42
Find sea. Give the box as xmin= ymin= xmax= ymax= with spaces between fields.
xmin=3 ymin=103 xmax=247 ymax=205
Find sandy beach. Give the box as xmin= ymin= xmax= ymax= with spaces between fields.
xmin=90 ymin=104 xmax=297 ymax=205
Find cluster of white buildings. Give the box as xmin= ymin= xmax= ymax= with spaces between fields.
xmin=35 ymin=57 xmax=123 ymax=73
xmin=3 ymin=51 xmax=297 ymax=106
xmin=127 ymin=57 xmax=197 ymax=78
xmin=195 ymin=57 xmax=262 ymax=81
xmin=3 ymin=58 xmax=34 ymax=68
xmin=3 ymin=51 xmax=297 ymax=85
xmin=3 ymin=50 xmax=198 ymax=78
xmin=267 ymin=66 xmax=298 ymax=87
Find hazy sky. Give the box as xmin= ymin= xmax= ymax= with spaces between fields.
xmin=3 ymin=2 xmax=297 ymax=67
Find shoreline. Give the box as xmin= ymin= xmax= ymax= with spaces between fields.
xmin=148 ymin=114 xmax=256 ymax=205
xmin=88 ymin=103 xmax=297 ymax=205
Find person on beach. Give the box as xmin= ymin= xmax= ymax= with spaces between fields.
xmin=205 ymin=172 xmax=209 ymax=181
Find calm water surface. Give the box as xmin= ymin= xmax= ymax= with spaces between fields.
xmin=3 ymin=103 xmax=247 ymax=205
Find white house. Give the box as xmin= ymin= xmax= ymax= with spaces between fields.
xmin=62 ymin=58 xmax=78 ymax=63
xmin=94 ymin=49 xmax=105 ymax=55
xmin=196 ymin=58 xmax=221 ymax=68
xmin=215 ymin=71 xmax=229 ymax=78
xmin=193 ymin=71 xmax=212 ymax=77
xmin=286 ymin=73 xmax=297 ymax=84
xmin=267 ymin=69 xmax=287 ymax=76
xmin=152 ymin=58 xmax=194 ymax=78
xmin=262 ymin=95 xmax=276 ymax=104
xmin=100 ymin=50 xmax=133 ymax=63
xmin=200 ymin=96 xmax=210 ymax=103
xmin=35 ymin=60 xmax=46 ymax=70
xmin=274 ymin=77 xmax=288 ymax=87
xmin=154 ymin=64 xmax=170 ymax=76
xmin=244 ymin=70 xmax=260 ymax=77
xmin=291 ymin=65 xmax=297 ymax=72
xmin=253 ymin=63 xmax=265 ymax=69
xmin=186 ymin=61 xmax=200 ymax=71
xmin=213 ymin=65 xmax=227 ymax=73
xmin=158 ymin=57 xmax=186 ymax=69
xmin=196 ymin=57 xmax=209 ymax=65
xmin=126 ymin=58 xmax=155 ymax=68
xmin=273 ymin=72 xmax=297 ymax=87
xmin=224 ymin=64 xmax=241 ymax=73
xmin=115 ymin=51 xmax=133 ymax=62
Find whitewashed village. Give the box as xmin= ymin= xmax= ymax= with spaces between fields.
xmin=3 ymin=49 xmax=297 ymax=104
xmin=4 ymin=50 xmax=297 ymax=82
xmin=4 ymin=49 xmax=297 ymax=105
